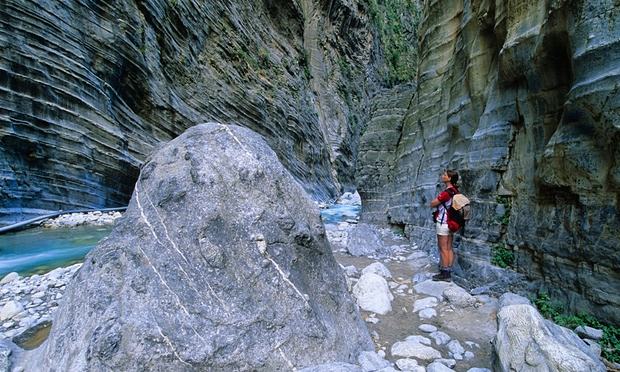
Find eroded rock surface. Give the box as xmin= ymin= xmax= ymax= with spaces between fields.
xmin=357 ymin=0 xmax=620 ymax=323
xmin=0 ymin=0 xmax=374 ymax=224
xmin=24 ymin=124 xmax=372 ymax=370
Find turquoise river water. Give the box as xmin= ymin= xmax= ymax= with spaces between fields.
xmin=0 ymin=204 xmax=360 ymax=277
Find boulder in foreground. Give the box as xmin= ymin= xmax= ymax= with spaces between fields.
xmin=27 ymin=123 xmax=372 ymax=370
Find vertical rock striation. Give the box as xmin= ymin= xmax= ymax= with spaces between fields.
xmin=0 ymin=0 xmax=375 ymax=224
xmin=358 ymin=0 xmax=620 ymax=323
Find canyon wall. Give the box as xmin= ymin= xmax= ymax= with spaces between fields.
xmin=357 ymin=0 xmax=620 ymax=324
xmin=0 ymin=0 xmax=375 ymax=224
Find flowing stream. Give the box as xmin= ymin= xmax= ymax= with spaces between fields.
xmin=0 ymin=203 xmax=359 ymax=277
xmin=0 ymin=225 xmax=112 ymax=276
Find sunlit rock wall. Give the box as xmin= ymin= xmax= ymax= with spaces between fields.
xmin=0 ymin=0 xmax=374 ymax=224
xmin=358 ymin=0 xmax=620 ymax=323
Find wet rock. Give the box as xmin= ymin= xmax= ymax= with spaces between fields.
xmin=353 ymin=273 xmax=394 ymax=315
xmin=26 ymin=124 xmax=372 ymax=370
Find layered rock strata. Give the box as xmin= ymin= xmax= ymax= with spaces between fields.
xmin=357 ymin=0 xmax=620 ymax=323
xmin=0 ymin=0 xmax=374 ymax=224
xmin=27 ymin=123 xmax=372 ymax=370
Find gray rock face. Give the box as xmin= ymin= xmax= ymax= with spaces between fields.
xmin=357 ymin=0 xmax=620 ymax=323
xmin=0 ymin=0 xmax=375 ymax=224
xmin=29 ymin=124 xmax=372 ymax=370
xmin=493 ymin=303 xmax=605 ymax=372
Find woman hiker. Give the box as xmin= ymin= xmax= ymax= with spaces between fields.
xmin=430 ymin=169 xmax=459 ymax=282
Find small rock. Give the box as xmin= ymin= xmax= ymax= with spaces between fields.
xmin=31 ymin=291 xmax=45 ymax=299
xmin=418 ymin=308 xmax=437 ymax=319
xmin=0 ymin=301 xmax=24 ymax=321
xmin=413 ymin=297 xmax=439 ymax=313
xmin=447 ymin=340 xmax=465 ymax=355
xmin=357 ymin=350 xmax=390 ymax=372
xmin=365 ymin=317 xmax=379 ymax=324
xmin=405 ymin=335 xmax=432 ymax=345
xmin=362 ymin=262 xmax=392 ymax=279
xmin=414 ymin=280 xmax=453 ymax=299
xmin=343 ymin=266 xmax=359 ymax=277
xmin=391 ymin=340 xmax=442 ymax=360
xmin=353 ymin=273 xmax=394 ymax=315
xmin=466 ymin=369 xmax=491 ymax=372
xmin=464 ymin=351 xmax=474 ymax=360
xmin=429 ymin=331 xmax=451 ymax=345
xmin=419 ymin=324 xmax=437 ymax=333
xmin=443 ymin=286 xmax=477 ymax=308
xmin=0 ymin=272 xmax=19 ymax=285
xmin=434 ymin=358 xmax=456 ymax=368
xmin=575 ymin=325 xmax=603 ymax=341
xmin=395 ymin=359 xmax=418 ymax=371
xmin=426 ymin=362 xmax=454 ymax=372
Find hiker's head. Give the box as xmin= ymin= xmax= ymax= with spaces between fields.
xmin=442 ymin=169 xmax=459 ymax=185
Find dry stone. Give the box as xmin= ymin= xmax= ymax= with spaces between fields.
xmin=24 ymin=124 xmax=372 ymax=371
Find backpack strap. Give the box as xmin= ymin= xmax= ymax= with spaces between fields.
xmin=439 ymin=187 xmax=457 ymax=224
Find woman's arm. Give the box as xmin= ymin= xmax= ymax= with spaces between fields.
xmin=430 ymin=198 xmax=441 ymax=208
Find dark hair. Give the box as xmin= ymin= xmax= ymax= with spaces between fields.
xmin=446 ymin=169 xmax=459 ymax=185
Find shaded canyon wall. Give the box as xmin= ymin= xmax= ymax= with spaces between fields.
xmin=357 ymin=0 xmax=620 ymax=324
xmin=0 ymin=0 xmax=376 ymax=224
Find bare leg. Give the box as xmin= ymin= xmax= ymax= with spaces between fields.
xmin=436 ymin=234 xmax=443 ymax=268
xmin=446 ymin=234 xmax=454 ymax=268
xmin=438 ymin=235 xmax=453 ymax=269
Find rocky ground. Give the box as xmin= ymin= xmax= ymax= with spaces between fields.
xmin=0 ymin=200 xmax=610 ymax=371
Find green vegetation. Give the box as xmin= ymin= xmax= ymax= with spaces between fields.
xmin=534 ymin=293 xmax=620 ymax=363
xmin=491 ymin=243 xmax=514 ymax=268
xmin=496 ymin=195 xmax=512 ymax=226
xmin=367 ymin=0 xmax=421 ymax=85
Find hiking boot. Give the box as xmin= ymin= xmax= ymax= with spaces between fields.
xmin=432 ymin=270 xmax=451 ymax=282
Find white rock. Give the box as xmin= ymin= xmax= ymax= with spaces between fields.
xmin=466 ymin=369 xmax=492 ymax=372
xmin=32 ymin=291 xmax=45 ymax=299
xmin=362 ymin=262 xmax=392 ymax=279
xmin=419 ymin=324 xmax=437 ymax=333
xmin=429 ymin=331 xmax=451 ymax=345
xmin=426 ymin=362 xmax=454 ymax=372
xmin=365 ymin=317 xmax=379 ymax=324
xmin=464 ymin=351 xmax=475 ymax=360
xmin=442 ymin=286 xmax=477 ymax=308
xmin=343 ymin=265 xmax=359 ymax=277
xmin=413 ymin=297 xmax=439 ymax=312
xmin=353 ymin=273 xmax=393 ymax=315
xmin=391 ymin=340 xmax=441 ymax=360
xmin=395 ymin=359 xmax=419 ymax=371
xmin=465 ymin=341 xmax=479 ymax=349
xmin=418 ymin=308 xmax=437 ymax=319
xmin=0 ymin=272 xmax=19 ymax=285
xmin=0 ymin=301 xmax=24 ymax=321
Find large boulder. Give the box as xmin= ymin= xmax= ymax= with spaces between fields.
xmin=493 ymin=303 xmax=605 ymax=371
xmin=28 ymin=123 xmax=372 ymax=370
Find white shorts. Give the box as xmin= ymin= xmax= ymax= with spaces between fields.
xmin=436 ymin=222 xmax=453 ymax=236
